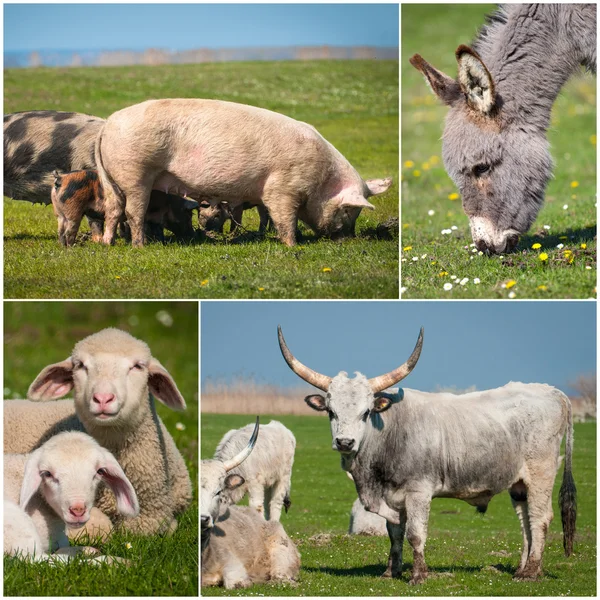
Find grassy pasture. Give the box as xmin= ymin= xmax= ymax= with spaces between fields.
xmin=201 ymin=413 xmax=596 ymax=596
xmin=4 ymin=60 xmax=398 ymax=299
xmin=3 ymin=302 xmax=198 ymax=596
xmin=401 ymin=4 xmax=596 ymax=299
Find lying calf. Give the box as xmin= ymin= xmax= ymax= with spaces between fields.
xmin=51 ymin=169 xmax=198 ymax=246
xmin=202 ymin=419 xmax=300 ymax=589
xmin=4 ymin=431 xmax=138 ymax=563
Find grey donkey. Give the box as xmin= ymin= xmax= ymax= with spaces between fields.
xmin=411 ymin=4 xmax=596 ymax=253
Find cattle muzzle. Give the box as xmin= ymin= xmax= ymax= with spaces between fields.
xmin=200 ymin=514 xmax=213 ymax=531
xmin=335 ymin=437 xmax=355 ymax=453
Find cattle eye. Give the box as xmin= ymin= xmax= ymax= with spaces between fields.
xmin=328 ymin=410 xmax=337 ymax=421
xmin=473 ymin=164 xmax=490 ymax=177
xmin=97 ymin=468 xmax=108 ymax=477
xmin=215 ymin=489 xmax=222 ymax=496
xmin=361 ymin=410 xmax=370 ymax=422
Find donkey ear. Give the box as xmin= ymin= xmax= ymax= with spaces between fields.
xmin=456 ymin=45 xmax=496 ymax=114
xmin=20 ymin=447 xmax=44 ymax=509
xmin=148 ymin=358 xmax=186 ymax=410
xmin=28 ymin=358 xmax=74 ymax=401
xmin=97 ymin=450 xmax=140 ymax=518
xmin=410 ymin=53 xmax=462 ymax=106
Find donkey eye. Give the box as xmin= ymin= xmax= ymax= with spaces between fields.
xmin=473 ymin=164 xmax=490 ymax=177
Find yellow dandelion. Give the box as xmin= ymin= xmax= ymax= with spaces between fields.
xmin=539 ymin=252 xmax=549 ymax=261
xmin=429 ymin=155 xmax=440 ymax=165
xmin=581 ymin=243 xmax=587 ymax=249
xmin=537 ymin=285 xmax=548 ymax=291
xmin=563 ymin=249 xmax=573 ymax=257
xmin=258 ymin=287 xmax=265 ymax=291
xmin=322 ymin=267 xmax=332 ymax=273
xmin=413 ymin=170 xmax=421 ymax=178
xmin=201 ymin=279 xmax=209 ymax=286
xmin=422 ymin=162 xmax=431 ymax=171
xmin=570 ymin=181 xmax=579 ymax=188
xmin=115 ymin=276 xmax=121 ymax=280
xmin=402 ymin=223 xmax=411 ymax=229
xmin=505 ymin=280 xmax=517 ymax=289
xmin=590 ymin=135 xmax=596 ymax=145
xmin=438 ymin=271 xmax=449 ymax=277
xmin=403 ymin=246 xmax=413 ymax=251
xmin=404 ymin=160 xmax=414 ymax=168
xmin=531 ymin=243 xmax=542 ymax=250
xmin=430 ymin=261 xmax=437 ymax=266
xmin=448 ymin=192 xmax=460 ymax=201
xmin=125 ymin=542 xmax=132 ymax=550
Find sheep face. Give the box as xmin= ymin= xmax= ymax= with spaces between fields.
xmin=20 ymin=432 xmax=139 ymax=527
xmin=27 ymin=328 xmax=186 ymax=431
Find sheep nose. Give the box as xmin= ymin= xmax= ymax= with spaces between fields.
xmin=93 ymin=393 xmax=115 ymax=409
xmin=69 ymin=503 xmax=86 ymax=518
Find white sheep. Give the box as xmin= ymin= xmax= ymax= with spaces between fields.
xmin=4 ymin=328 xmax=192 ymax=536
xmin=213 ymin=420 xmax=295 ymax=521
xmin=4 ymin=431 xmax=138 ymax=563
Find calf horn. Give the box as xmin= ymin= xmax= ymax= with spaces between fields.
xmin=368 ymin=328 xmax=424 ymax=394
xmin=278 ymin=325 xmax=332 ymax=391
xmin=223 ymin=417 xmax=260 ymax=472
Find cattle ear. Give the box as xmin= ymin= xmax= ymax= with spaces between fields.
xmin=373 ymin=393 xmax=394 ymax=413
xmin=305 ymin=395 xmax=327 ymax=412
xmin=456 ymin=45 xmax=496 ymax=114
xmin=410 ymin=53 xmax=462 ymax=107
xmin=224 ymin=474 xmax=245 ymax=490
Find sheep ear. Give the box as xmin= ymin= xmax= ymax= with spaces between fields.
xmin=20 ymin=447 xmax=44 ymax=509
xmin=28 ymin=358 xmax=74 ymax=401
xmin=98 ymin=450 xmax=139 ymax=518
xmin=409 ymin=53 xmax=462 ymax=107
xmin=456 ymin=45 xmax=496 ymax=114
xmin=148 ymin=358 xmax=186 ymax=410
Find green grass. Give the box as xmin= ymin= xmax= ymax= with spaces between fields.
xmin=201 ymin=414 xmax=596 ymax=596
xmin=4 ymin=60 xmax=399 ymax=299
xmin=401 ymin=4 xmax=596 ymax=299
xmin=3 ymin=302 xmax=198 ymax=596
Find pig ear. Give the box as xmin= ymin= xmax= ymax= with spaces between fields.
xmin=410 ymin=53 xmax=462 ymax=107
xmin=97 ymin=450 xmax=139 ymax=517
xmin=28 ymin=358 xmax=74 ymax=401
xmin=365 ymin=178 xmax=392 ymax=196
xmin=20 ymin=447 xmax=44 ymax=509
xmin=148 ymin=358 xmax=186 ymax=410
xmin=182 ymin=199 xmax=199 ymax=211
xmin=456 ymin=45 xmax=496 ymax=114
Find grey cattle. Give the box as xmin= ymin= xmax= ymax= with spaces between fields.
xmin=3 ymin=110 xmax=197 ymax=242
xmin=201 ymin=419 xmax=300 ymax=589
xmin=278 ymin=325 xmax=576 ymax=584
xmin=214 ymin=420 xmax=295 ymax=521
xmin=95 ymin=98 xmax=392 ymax=247
xmin=410 ymin=4 xmax=596 ymax=253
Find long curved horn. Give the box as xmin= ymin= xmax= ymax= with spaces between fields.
xmin=368 ymin=328 xmax=424 ymax=394
xmin=278 ymin=325 xmax=332 ymax=391
xmin=223 ymin=417 xmax=260 ymax=472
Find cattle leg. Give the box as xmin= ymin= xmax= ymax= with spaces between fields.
xmin=510 ymin=480 xmax=531 ymax=576
xmin=247 ymin=482 xmax=266 ymax=519
xmin=514 ymin=476 xmax=554 ymax=581
xmin=222 ymin=556 xmax=252 ymax=589
xmin=405 ymin=493 xmax=431 ymax=585
xmin=268 ymin=480 xmax=289 ymax=522
xmin=382 ymin=508 xmax=406 ymax=578
xmin=266 ymin=524 xmax=299 ymax=583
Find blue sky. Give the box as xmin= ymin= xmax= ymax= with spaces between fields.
xmin=4 ymin=4 xmax=399 ymax=52
xmin=201 ymin=301 xmax=596 ymax=394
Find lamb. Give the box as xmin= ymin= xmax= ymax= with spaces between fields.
xmin=4 ymin=328 xmax=193 ymax=535
xmin=202 ymin=419 xmax=301 ymax=589
xmin=213 ymin=420 xmax=295 ymax=521
xmin=4 ymin=431 xmax=138 ymax=562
